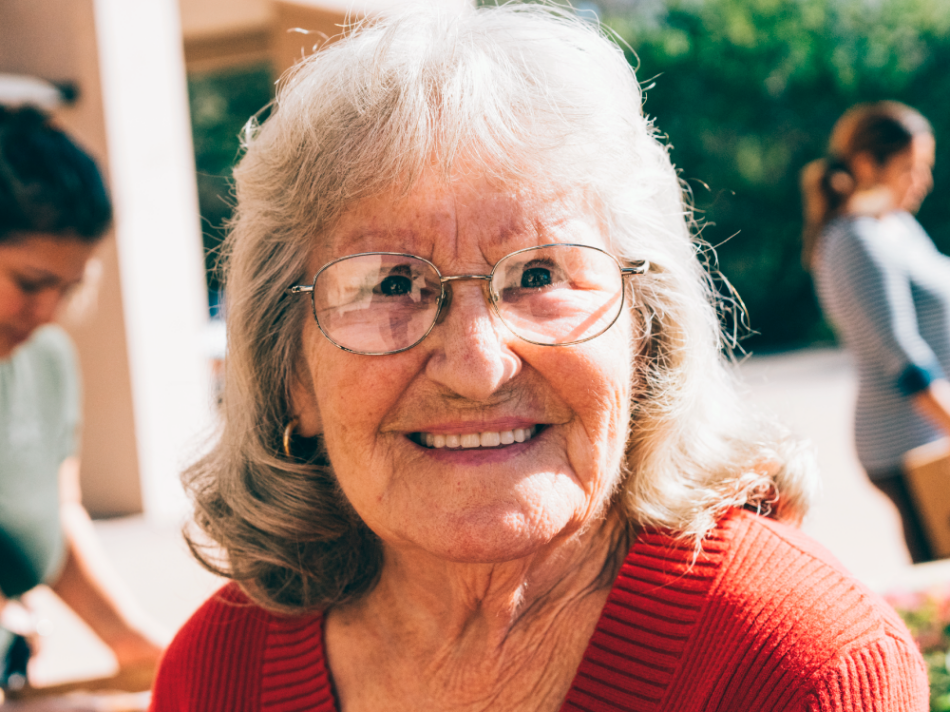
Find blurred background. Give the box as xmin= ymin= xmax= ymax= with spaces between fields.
xmin=3 ymin=0 xmax=950 ymax=701
xmin=191 ymin=0 xmax=950 ymax=352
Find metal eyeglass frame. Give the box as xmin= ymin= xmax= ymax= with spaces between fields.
xmin=286 ymin=243 xmax=650 ymax=356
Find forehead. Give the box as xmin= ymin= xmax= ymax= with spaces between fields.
xmin=0 ymin=232 xmax=96 ymax=274
xmin=317 ymin=172 xmax=607 ymax=265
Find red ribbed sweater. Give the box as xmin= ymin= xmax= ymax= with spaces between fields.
xmin=150 ymin=510 xmax=928 ymax=711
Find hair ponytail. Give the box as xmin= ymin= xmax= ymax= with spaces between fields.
xmin=800 ymin=101 xmax=931 ymax=271
xmin=800 ymin=157 xmax=855 ymax=269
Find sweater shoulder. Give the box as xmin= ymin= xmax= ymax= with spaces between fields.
xmin=150 ymin=583 xmax=274 ymax=712
xmin=714 ymin=511 xmax=913 ymax=651
xmin=151 ymin=582 xmax=336 ymax=712
xmin=677 ymin=510 xmax=928 ymax=709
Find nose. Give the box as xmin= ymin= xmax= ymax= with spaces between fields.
xmin=906 ymin=165 xmax=933 ymax=211
xmin=424 ymin=280 xmax=521 ymax=401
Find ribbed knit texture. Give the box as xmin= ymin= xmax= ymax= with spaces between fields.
xmin=151 ymin=510 xmax=928 ymax=711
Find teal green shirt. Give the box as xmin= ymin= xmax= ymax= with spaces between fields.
xmin=0 ymin=325 xmax=80 ymax=595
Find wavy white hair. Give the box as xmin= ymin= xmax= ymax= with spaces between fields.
xmin=184 ymin=2 xmax=818 ymax=613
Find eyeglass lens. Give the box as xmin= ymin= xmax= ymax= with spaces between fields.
xmin=311 ymin=245 xmax=625 ymax=354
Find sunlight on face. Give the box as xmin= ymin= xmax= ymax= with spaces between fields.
xmin=293 ymin=172 xmax=636 ymax=564
xmin=879 ymin=134 xmax=935 ymax=214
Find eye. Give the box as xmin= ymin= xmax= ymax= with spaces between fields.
xmin=377 ymin=274 xmax=413 ymax=296
xmin=521 ymin=266 xmax=552 ymax=289
xmin=15 ymin=278 xmax=45 ymax=295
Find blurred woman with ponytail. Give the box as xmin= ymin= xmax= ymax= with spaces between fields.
xmin=802 ymin=101 xmax=950 ymax=563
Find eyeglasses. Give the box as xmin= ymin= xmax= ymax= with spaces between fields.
xmin=287 ymin=243 xmax=649 ymax=356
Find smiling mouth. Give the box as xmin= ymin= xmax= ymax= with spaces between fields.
xmin=410 ymin=425 xmax=541 ymax=450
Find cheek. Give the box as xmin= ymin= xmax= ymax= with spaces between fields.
xmin=311 ymin=341 xmax=418 ymax=452
xmin=555 ymin=331 xmax=634 ymax=486
xmin=0 ymin=281 xmax=23 ymax=318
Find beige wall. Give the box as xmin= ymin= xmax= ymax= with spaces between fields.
xmin=272 ymin=1 xmax=348 ymax=74
xmin=180 ymin=0 xmax=273 ymax=72
xmin=179 ymin=0 xmax=347 ymax=72
xmin=0 ymin=0 xmax=144 ymax=517
xmin=180 ymin=0 xmax=272 ymax=37
xmin=180 ymin=0 xmax=473 ymax=74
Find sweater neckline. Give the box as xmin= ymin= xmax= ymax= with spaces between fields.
xmin=259 ymin=515 xmax=736 ymax=712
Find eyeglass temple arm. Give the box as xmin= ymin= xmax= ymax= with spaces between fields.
xmin=621 ymin=259 xmax=650 ymax=276
xmin=287 ymin=285 xmax=313 ymax=294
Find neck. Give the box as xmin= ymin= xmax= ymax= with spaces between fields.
xmin=845 ymin=187 xmax=897 ymax=217
xmin=325 ymin=513 xmax=629 ymax=711
xmin=369 ymin=513 xmax=624 ymax=644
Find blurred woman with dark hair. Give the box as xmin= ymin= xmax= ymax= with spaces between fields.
xmin=0 ymin=106 xmax=166 ymax=693
xmin=802 ymin=101 xmax=950 ymax=562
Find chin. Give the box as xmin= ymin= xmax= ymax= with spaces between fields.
xmin=0 ymin=337 xmax=18 ymax=359
xmin=0 ymin=326 xmax=33 ymax=358
xmin=417 ymin=507 xmax=580 ymax=564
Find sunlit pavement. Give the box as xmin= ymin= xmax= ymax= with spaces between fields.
xmin=740 ymin=348 xmax=950 ymax=592
xmin=24 ymin=517 xmax=222 ymax=689
xmin=23 ymin=347 xmax=950 ymax=688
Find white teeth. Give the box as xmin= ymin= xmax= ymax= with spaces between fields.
xmin=480 ymin=432 xmax=501 ymax=447
xmin=419 ymin=426 xmax=536 ymax=449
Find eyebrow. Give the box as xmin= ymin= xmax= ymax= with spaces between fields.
xmin=13 ymin=266 xmax=79 ymax=289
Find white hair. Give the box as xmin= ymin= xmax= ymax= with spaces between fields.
xmin=184 ymin=2 xmax=818 ymax=613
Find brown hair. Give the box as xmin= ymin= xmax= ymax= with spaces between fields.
xmin=0 ymin=106 xmax=111 ymax=243
xmin=800 ymin=101 xmax=931 ymax=268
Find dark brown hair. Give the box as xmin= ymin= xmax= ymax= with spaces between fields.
xmin=0 ymin=106 xmax=111 ymax=243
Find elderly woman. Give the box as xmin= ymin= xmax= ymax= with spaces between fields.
xmin=151 ymin=5 xmax=927 ymax=711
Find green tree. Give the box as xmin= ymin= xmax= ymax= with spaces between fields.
xmin=188 ymin=64 xmax=273 ymax=304
xmin=607 ymin=0 xmax=950 ymax=349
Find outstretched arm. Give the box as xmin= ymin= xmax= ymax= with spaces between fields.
xmin=50 ymin=457 xmax=169 ymax=670
xmin=913 ymin=378 xmax=950 ymax=436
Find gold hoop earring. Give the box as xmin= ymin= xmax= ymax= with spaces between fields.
xmin=282 ymin=418 xmax=300 ymax=458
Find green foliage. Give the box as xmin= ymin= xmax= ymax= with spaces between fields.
xmin=188 ymin=64 xmax=273 ymax=297
xmin=886 ymin=587 xmax=950 ymax=710
xmin=606 ymin=0 xmax=950 ymax=349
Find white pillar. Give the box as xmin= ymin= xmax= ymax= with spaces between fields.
xmin=93 ymin=0 xmax=212 ymax=520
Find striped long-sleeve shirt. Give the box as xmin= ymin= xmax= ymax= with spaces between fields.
xmin=814 ymin=212 xmax=950 ymax=474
